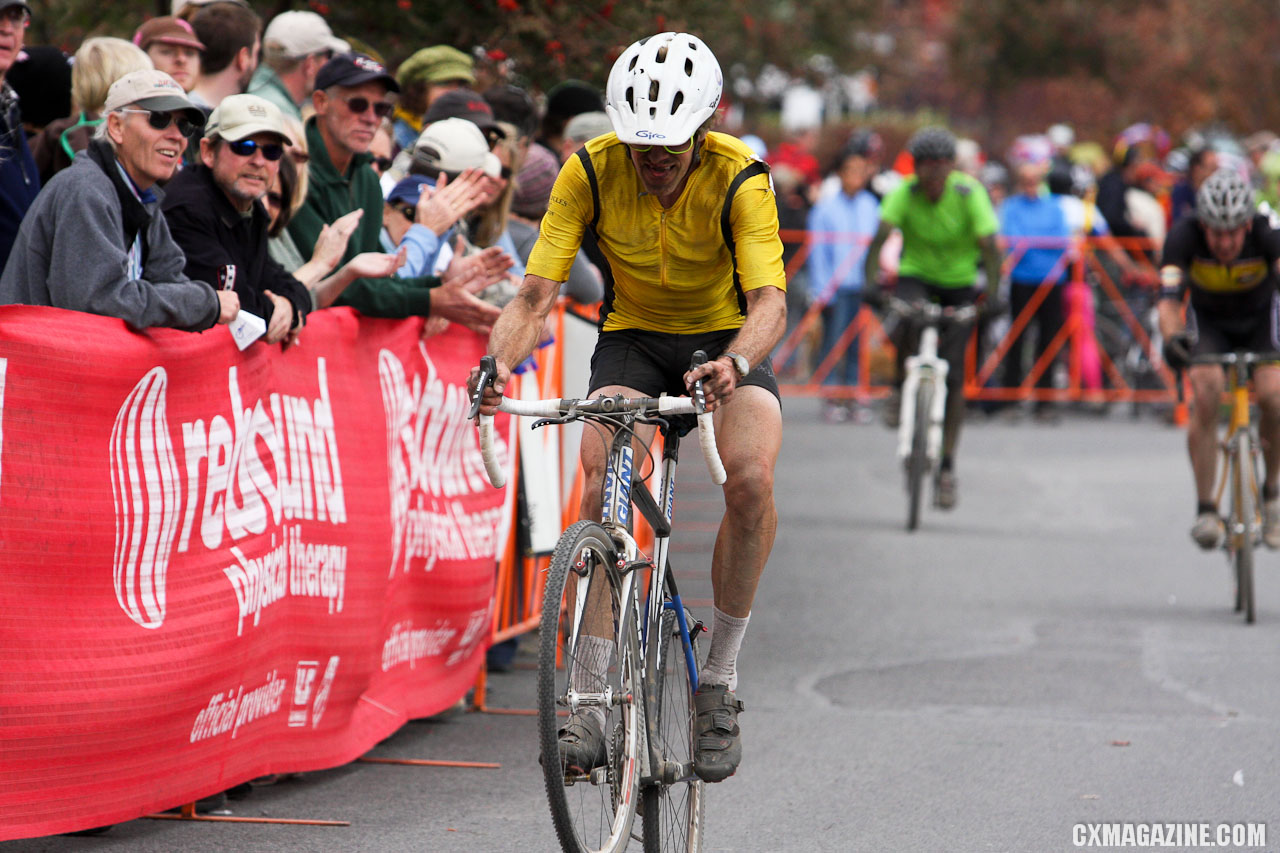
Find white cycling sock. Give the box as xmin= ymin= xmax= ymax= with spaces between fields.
xmin=569 ymin=634 xmax=612 ymax=732
xmin=699 ymin=607 xmax=750 ymax=691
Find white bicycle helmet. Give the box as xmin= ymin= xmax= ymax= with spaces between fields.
xmin=1197 ymin=167 xmax=1256 ymax=230
xmin=605 ymin=32 xmax=723 ymax=147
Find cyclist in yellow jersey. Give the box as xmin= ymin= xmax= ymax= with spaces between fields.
xmin=471 ymin=32 xmax=786 ymax=784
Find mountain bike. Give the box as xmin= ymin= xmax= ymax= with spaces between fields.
xmin=1182 ymin=351 xmax=1279 ymax=624
xmin=886 ymin=297 xmax=977 ymax=531
xmin=471 ymin=352 xmax=726 ymax=852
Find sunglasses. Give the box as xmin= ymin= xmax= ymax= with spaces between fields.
xmin=372 ymin=155 xmax=393 ymax=172
xmin=0 ymin=6 xmax=29 ymax=26
xmin=342 ymin=96 xmax=394 ymax=118
xmin=499 ymin=165 xmax=513 ymax=180
xmin=227 ymin=138 xmax=285 ymax=161
xmin=265 ymin=192 xmax=284 ymax=207
xmin=118 ymin=108 xmax=201 ymax=138
xmin=629 ymin=139 xmax=695 ymax=156
xmin=394 ymin=204 xmax=416 ymax=221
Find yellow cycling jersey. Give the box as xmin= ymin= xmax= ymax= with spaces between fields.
xmin=527 ymin=131 xmax=786 ymax=334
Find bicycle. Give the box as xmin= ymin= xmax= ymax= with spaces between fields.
xmin=471 ymin=352 xmax=726 ymax=852
xmin=885 ymin=296 xmax=977 ymax=531
xmin=1180 ymin=351 xmax=1279 ymax=624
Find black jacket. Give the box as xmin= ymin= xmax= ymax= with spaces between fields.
xmin=162 ymin=163 xmax=310 ymax=330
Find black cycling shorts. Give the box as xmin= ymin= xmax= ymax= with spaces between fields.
xmin=1187 ymin=294 xmax=1280 ymax=357
xmin=589 ymin=327 xmax=781 ymax=402
xmin=892 ymin=277 xmax=977 ymax=390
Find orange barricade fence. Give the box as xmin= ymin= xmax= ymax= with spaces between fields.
xmin=774 ymin=229 xmax=1178 ymax=406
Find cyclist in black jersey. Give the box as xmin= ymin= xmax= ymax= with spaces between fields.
xmin=1157 ymin=168 xmax=1280 ymax=549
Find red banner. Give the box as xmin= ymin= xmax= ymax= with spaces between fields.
xmin=0 ymin=306 xmax=512 ymax=840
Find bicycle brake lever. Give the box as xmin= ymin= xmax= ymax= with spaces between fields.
xmin=690 ymin=349 xmax=709 ymax=414
xmin=468 ymin=354 xmax=497 ymax=420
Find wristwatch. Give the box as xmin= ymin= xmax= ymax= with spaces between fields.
xmin=721 ymin=351 xmax=750 ymax=379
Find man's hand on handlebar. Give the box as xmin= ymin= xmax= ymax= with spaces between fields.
xmin=1163 ymin=330 xmax=1194 ymax=371
xmin=684 ymin=355 xmax=737 ymax=412
xmin=468 ymin=356 xmax=512 ymax=418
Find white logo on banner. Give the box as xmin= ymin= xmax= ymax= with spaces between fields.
xmin=111 ymin=361 xmax=350 ymax=631
xmin=288 ymin=655 xmax=339 ymax=728
xmin=377 ymin=344 xmax=505 ymax=577
xmin=110 ymin=367 xmax=182 ymax=629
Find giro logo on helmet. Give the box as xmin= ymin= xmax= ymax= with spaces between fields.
xmin=635 ymin=130 xmax=668 ymax=139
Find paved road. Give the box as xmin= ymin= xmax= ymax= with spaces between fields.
xmin=9 ymin=401 xmax=1280 ymax=852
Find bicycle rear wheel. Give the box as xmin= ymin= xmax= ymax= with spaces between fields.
xmin=1231 ymin=437 xmax=1257 ymax=624
xmin=642 ymin=607 xmax=705 ymax=852
xmin=538 ymin=520 xmax=644 ymax=852
xmin=906 ymin=382 xmax=933 ymax=532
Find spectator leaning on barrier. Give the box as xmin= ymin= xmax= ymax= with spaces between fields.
xmin=392 ymin=45 xmax=475 ymax=154
xmin=288 ymin=52 xmax=504 ymax=331
xmin=134 ymin=16 xmax=203 ymax=94
xmin=0 ymin=69 xmax=238 ymax=330
xmin=188 ymin=1 xmax=260 ymax=113
xmin=806 ymin=131 xmax=882 ymax=423
xmin=997 ymin=134 xmax=1073 ymax=422
xmin=0 ymin=0 xmax=40 ymax=273
xmin=248 ymin=11 xmax=347 ymax=123
xmin=162 ymin=94 xmax=316 ymax=345
xmin=30 ymin=37 xmax=152 ymax=185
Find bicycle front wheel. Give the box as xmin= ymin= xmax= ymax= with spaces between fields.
xmin=538 ymin=520 xmax=644 ymax=853
xmin=642 ymin=607 xmax=705 ymax=852
xmin=1231 ymin=436 xmax=1257 ymax=624
xmin=906 ymin=382 xmax=933 ymax=532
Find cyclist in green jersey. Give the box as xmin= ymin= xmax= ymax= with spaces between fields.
xmin=863 ymin=127 xmax=1003 ymax=509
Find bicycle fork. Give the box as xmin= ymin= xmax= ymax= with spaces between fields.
xmin=897 ymin=326 xmax=948 ymax=464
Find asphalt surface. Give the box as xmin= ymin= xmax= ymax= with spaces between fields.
xmin=8 ymin=400 xmax=1280 ymax=852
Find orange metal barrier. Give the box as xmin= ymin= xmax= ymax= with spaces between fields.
xmin=774 ymin=230 xmax=1180 ymax=406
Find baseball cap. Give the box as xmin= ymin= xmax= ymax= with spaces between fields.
xmin=396 ymin=45 xmax=475 ymax=88
xmin=387 ymin=175 xmax=433 ymax=207
xmin=103 ymin=69 xmax=204 ymax=125
xmin=133 ymin=16 xmax=205 ymax=52
xmin=315 ymin=52 xmax=400 ymax=94
xmin=413 ymin=118 xmax=500 ymax=178
xmin=423 ymin=88 xmax=503 ymax=137
xmin=205 ymin=94 xmax=293 ymax=144
xmin=511 ymin=144 xmax=559 ymax=219
xmin=0 ymin=0 xmax=30 ymax=16
xmin=263 ymin=11 xmax=348 ymax=59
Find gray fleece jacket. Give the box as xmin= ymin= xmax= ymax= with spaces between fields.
xmin=0 ymin=139 xmax=218 ymax=331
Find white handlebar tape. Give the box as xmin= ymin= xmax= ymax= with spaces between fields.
xmin=698 ymin=411 xmax=726 ymax=485
xmin=478 ymin=414 xmax=506 ymax=489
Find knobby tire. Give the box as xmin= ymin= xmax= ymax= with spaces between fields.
xmin=538 ymin=520 xmax=644 ymax=852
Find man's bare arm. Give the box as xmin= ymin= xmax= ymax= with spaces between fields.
xmin=469 ymin=273 xmax=563 ymax=412
xmin=684 ymin=285 xmax=787 ymax=410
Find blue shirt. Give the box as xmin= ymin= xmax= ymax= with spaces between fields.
xmin=805 ymin=187 xmax=880 ymax=299
xmin=999 ymin=188 xmax=1072 ymax=285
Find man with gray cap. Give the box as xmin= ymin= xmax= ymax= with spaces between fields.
xmin=0 ymin=0 xmax=40 ymax=272
xmin=0 ymin=69 xmax=238 ymax=331
xmin=248 ymin=10 xmax=347 ymax=122
xmin=163 ymin=93 xmax=340 ymax=343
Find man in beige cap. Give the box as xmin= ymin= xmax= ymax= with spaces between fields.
xmin=248 ymin=10 xmax=348 ymax=122
xmin=0 ymin=69 xmax=238 ymax=331
xmin=392 ymin=45 xmax=475 ymax=152
xmin=133 ymin=15 xmax=205 ymax=93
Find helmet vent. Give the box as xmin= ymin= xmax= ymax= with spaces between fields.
xmin=656 ymin=45 xmax=668 ymax=63
xmin=648 ymin=80 xmax=660 ymax=102
xmin=624 ymin=86 xmax=635 ymax=110
xmin=684 ymin=57 xmax=694 ymax=77
xmin=671 ymin=92 xmax=684 ymax=114
xmin=627 ymin=55 xmax=638 ymax=72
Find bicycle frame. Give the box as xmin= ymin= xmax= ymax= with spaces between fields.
xmin=1209 ymin=358 xmax=1262 ymax=551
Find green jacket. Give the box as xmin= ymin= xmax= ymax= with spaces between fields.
xmin=287 ymin=118 xmax=436 ymax=317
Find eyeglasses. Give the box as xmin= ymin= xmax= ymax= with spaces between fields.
xmin=629 ymin=139 xmax=696 ymax=156
xmin=117 ymin=108 xmax=201 ymax=138
xmin=265 ymin=192 xmax=284 ymax=208
xmin=227 ymin=138 xmax=285 ymax=161
xmin=342 ymin=96 xmax=394 ymax=118
xmin=499 ymin=165 xmax=513 ymax=180
xmin=0 ymin=6 xmax=30 ymax=26
xmin=288 ymin=149 xmax=309 ymax=165
xmin=372 ymin=155 xmax=393 ymax=172
xmin=394 ymin=204 xmax=415 ymax=221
